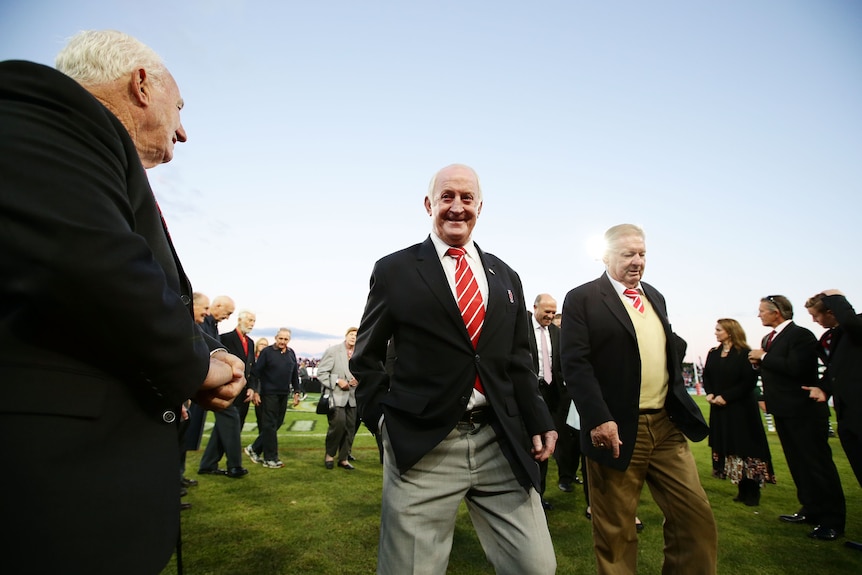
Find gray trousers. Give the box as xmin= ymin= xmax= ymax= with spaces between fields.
xmin=325 ymin=405 xmax=357 ymax=461
xmin=377 ymin=422 xmax=556 ymax=575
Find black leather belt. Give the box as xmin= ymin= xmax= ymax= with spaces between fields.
xmin=459 ymin=408 xmax=494 ymax=425
xmin=639 ymin=408 xmax=663 ymax=414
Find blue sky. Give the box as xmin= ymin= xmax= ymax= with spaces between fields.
xmin=2 ymin=1 xmax=860 ymax=360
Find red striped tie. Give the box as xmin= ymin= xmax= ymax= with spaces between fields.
xmin=447 ymin=247 xmax=485 ymax=393
xmin=623 ymin=288 xmax=645 ymax=313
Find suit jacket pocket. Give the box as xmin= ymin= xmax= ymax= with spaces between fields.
xmin=381 ymin=387 xmax=430 ymax=416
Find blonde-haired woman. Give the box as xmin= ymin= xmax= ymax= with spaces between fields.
xmin=703 ymin=318 xmax=775 ymax=505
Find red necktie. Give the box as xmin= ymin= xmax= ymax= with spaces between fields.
xmin=447 ymin=247 xmax=485 ymax=393
xmin=623 ymin=288 xmax=645 ymax=313
xmin=764 ymin=330 xmax=776 ymax=350
xmin=238 ymin=328 xmax=248 ymax=357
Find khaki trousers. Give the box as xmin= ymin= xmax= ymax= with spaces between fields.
xmin=377 ymin=422 xmax=556 ymax=575
xmin=587 ymin=410 xmax=717 ymax=575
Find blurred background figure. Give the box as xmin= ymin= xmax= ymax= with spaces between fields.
xmin=703 ymin=319 xmax=775 ymax=506
xmin=317 ymin=327 xmax=359 ymax=470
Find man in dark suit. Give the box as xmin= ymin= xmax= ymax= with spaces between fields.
xmin=748 ymin=294 xmax=846 ymax=541
xmin=0 ymin=31 xmax=245 ymax=574
xmin=560 ymin=223 xmax=717 ymax=575
xmin=527 ymin=293 xmax=579 ymax=507
xmin=804 ymin=290 xmax=862 ymax=551
xmin=350 ymin=164 xmax=558 ymax=575
xmin=221 ymin=310 xmax=259 ymax=428
xmin=198 ymin=310 xmax=257 ymax=478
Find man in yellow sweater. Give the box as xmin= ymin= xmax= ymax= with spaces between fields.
xmin=560 ymin=223 xmax=717 ymax=575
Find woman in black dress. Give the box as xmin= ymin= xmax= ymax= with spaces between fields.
xmin=703 ymin=318 xmax=775 ymax=506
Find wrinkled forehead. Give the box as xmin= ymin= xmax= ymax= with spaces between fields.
xmin=431 ymin=165 xmax=481 ymax=199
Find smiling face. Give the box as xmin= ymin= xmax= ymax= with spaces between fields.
xmin=533 ymin=296 xmax=557 ymax=327
xmin=424 ymin=164 xmax=482 ymax=247
xmin=603 ymin=233 xmax=646 ymax=289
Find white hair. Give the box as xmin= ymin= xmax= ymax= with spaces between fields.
xmin=55 ymin=30 xmax=166 ymax=86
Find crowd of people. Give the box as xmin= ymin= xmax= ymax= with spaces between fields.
xmin=3 ymin=29 xmax=860 ymax=574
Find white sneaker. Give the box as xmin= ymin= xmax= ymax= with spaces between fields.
xmin=262 ymin=459 xmax=284 ymax=469
xmin=244 ymin=445 xmax=262 ymax=464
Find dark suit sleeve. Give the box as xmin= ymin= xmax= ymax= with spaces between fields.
xmin=350 ymin=259 xmax=394 ymax=434
xmin=0 ymin=61 xmax=209 ymax=406
xmin=560 ymin=284 xmax=615 ymax=434
xmin=824 ymin=295 xmax=862 ymax=341
xmin=761 ymin=327 xmax=817 ymax=380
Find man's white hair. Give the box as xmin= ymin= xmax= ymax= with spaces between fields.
xmin=55 ymin=29 xmax=166 ymax=86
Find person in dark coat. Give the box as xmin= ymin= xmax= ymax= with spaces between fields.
xmin=703 ymin=318 xmax=775 ymax=506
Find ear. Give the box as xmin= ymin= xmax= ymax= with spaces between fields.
xmin=130 ymin=68 xmax=150 ymax=107
xmin=476 ymin=200 xmax=482 ymax=217
xmin=424 ymin=196 xmax=432 ymax=215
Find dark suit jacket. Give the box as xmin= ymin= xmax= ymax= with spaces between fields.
xmin=526 ymin=316 xmax=564 ymax=411
xmin=560 ymin=273 xmax=708 ymax=471
xmin=0 ymin=61 xmax=215 ymax=572
xmin=350 ymin=237 xmax=554 ymax=490
xmin=758 ymin=322 xmax=825 ymax=419
xmin=221 ymin=328 xmax=255 ymax=381
xmin=819 ymin=295 xmax=862 ymax=434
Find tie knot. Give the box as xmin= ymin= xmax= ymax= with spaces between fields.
xmin=447 ymin=247 xmax=466 ymax=259
xmin=623 ymin=288 xmax=639 ymax=297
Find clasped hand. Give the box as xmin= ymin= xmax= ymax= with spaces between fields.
xmin=196 ymin=350 xmax=246 ymax=410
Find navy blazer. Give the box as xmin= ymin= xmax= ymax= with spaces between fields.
xmin=560 ymin=273 xmax=708 ymax=471
xmin=351 ymin=236 xmax=554 ymax=490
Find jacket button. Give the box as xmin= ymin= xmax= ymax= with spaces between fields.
xmin=474 ymin=354 xmax=480 ymax=363
xmin=181 ymin=295 xmax=191 ymax=305
xmin=162 ymin=410 xmax=177 ymax=423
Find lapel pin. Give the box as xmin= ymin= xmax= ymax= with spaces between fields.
xmin=507 ymin=289 xmax=514 ymax=303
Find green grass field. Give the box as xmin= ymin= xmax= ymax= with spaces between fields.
xmin=163 ymin=395 xmax=861 ymax=574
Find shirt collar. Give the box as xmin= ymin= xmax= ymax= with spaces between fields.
xmin=773 ymin=319 xmax=792 ymax=334
xmin=606 ymin=273 xmax=642 ymax=298
xmin=429 ymin=231 xmax=480 ymax=263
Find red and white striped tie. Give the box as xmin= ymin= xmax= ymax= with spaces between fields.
xmin=447 ymin=247 xmax=485 ymax=393
xmin=623 ymin=288 xmax=645 ymax=313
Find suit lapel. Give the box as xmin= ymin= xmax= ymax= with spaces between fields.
xmin=476 ymin=245 xmax=509 ymax=349
xmin=599 ymin=273 xmax=636 ymax=340
xmin=415 ymin=237 xmax=473 ymax=345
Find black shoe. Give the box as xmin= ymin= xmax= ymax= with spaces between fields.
xmin=325 ymin=460 xmax=335 ymax=469
xmin=845 ymin=540 xmax=862 ymax=551
xmin=198 ymin=468 xmax=227 ymax=476
xmin=636 ymin=519 xmax=644 ymax=533
xmin=558 ymin=482 xmax=573 ymax=493
xmin=227 ymin=467 xmax=249 ymax=478
xmin=181 ymin=477 xmax=198 ymax=487
xmin=573 ymin=476 xmax=584 ymax=485
xmin=585 ymin=507 xmax=592 ymax=520
xmin=180 ymin=487 xmax=188 ymax=497
xmin=180 ymin=502 xmax=192 ymax=511
xmin=338 ymin=461 xmax=355 ymax=470
xmin=348 ymin=454 xmax=357 ymax=461
xmin=808 ymin=526 xmax=843 ymax=541
xmin=541 ymin=499 xmax=553 ymax=511
xmin=779 ymin=513 xmax=810 ymax=524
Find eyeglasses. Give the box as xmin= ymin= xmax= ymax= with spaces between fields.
xmin=765 ymin=295 xmax=783 ymax=315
